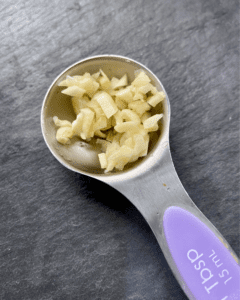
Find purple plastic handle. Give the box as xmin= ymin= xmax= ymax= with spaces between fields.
xmin=163 ymin=206 xmax=240 ymax=300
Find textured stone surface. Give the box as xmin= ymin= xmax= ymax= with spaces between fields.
xmin=0 ymin=0 xmax=239 ymax=299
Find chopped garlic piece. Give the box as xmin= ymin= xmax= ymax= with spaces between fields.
xmin=93 ymin=116 xmax=107 ymax=132
xmin=111 ymin=74 xmax=128 ymax=90
xmin=72 ymin=96 xmax=90 ymax=115
xmin=94 ymin=91 xmax=118 ymax=119
xmin=81 ymin=108 xmax=95 ymax=139
xmin=119 ymin=109 xmax=141 ymax=124
xmin=61 ymin=86 xmax=86 ymax=97
xmin=141 ymin=112 xmax=151 ymax=123
xmin=98 ymin=69 xmax=111 ymax=91
xmin=147 ymin=91 xmax=165 ymax=107
xmin=91 ymin=71 xmax=100 ymax=80
xmin=75 ymin=77 xmax=99 ymax=98
xmin=98 ymin=153 xmax=108 ymax=169
xmin=115 ymin=86 xmax=133 ymax=103
xmin=72 ymin=112 xmax=84 ymax=136
xmin=56 ymin=127 xmax=73 ymax=144
xmin=114 ymin=146 xmax=133 ymax=170
xmin=53 ymin=116 xmax=72 ymax=128
xmin=131 ymin=71 xmax=151 ymax=87
xmin=143 ymin=114 xmax=163 ymax=132
xmin=128 ymin=100 xmax=151 ymax=117
xmin=138 ymin=83 xmax=156 ymax=95
xmin=115 ymin=121 xmax=140 ymax=133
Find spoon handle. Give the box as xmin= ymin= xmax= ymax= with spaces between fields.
xmin=163 ymin=206 xmax=240 ymax=300
xmin=111 ymin=148 xmax=240 ymax=300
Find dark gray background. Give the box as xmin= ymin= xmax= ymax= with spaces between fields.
xmin=0 ymin=1 xmax=239 ymax=299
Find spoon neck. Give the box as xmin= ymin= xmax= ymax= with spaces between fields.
xmin=111 ymin=147 xmax=194 ymax=221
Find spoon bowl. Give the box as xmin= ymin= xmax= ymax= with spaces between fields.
xmin=41 ymin=55 xmax=169 ymax=178
xmin=41 ymin=55 xmax=240 ymax=300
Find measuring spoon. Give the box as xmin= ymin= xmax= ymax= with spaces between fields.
xmin=41 ymin=55 xmax=240 ymax=300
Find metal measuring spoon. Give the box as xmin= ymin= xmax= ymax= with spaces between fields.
xmin=41 ymin=55 xmax=240 ymax=300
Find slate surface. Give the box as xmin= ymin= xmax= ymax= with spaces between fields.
xmin=0 ymin=1 xmax=239 ymax=299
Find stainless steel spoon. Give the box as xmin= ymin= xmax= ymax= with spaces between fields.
xmin=41 ymin=55 xmax=240 ymax=300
